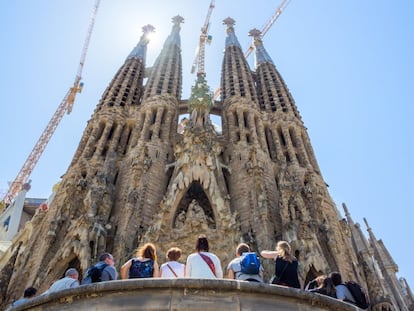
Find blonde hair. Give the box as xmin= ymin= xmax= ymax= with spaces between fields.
xmin=275 ymin=241 xmax=296 ymax=263
xmin=135 ymin=243 xmax=157 ymax=261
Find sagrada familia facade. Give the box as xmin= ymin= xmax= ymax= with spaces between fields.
xmin=0 ymin=15 xmax=413 ymax=310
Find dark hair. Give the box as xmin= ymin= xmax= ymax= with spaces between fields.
xmin=236 ymin=243 xmax=250 ymax=256
xmin=23 ymin=287 xmax=37 ymax=298
xmin=329 ymin=272 xmax=342 ymax=286
xmin=322 ymin=277 xmax=337 ymax=297
xmin=196 ymin=235 xmax=209 ymax=252
xmin=166 ymin=247 xmax=182 ymax=261
xmin=99 ymin=253 xmax=113 ymax=261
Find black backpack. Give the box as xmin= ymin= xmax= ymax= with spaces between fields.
xmin=88 ymin=263 xmax=108 ymax=283
xmin=345 ymin=281 xmax=370 ymax=309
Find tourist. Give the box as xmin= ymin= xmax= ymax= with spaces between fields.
xmin=308 ymin=275 xmax=337 ymax=298
xmin=330 ymin=272 xmax=356 ymax=303
xmin=261 ymin=240 xmax=301 ymax=288
xmin=82 ymin=252 xmax=117 ymax=284
xmin=227 ymin=243 xmax=263 ymax=282
xmin=160 ymin=247 xmax=185 ymax=277
xmin=121 ymin=243 xmax=159 ymax=278
xmin=186 ymin=235 xmax=223 ymax=278
xmin=305 ymin=275 xmax=325 ymax=290
xmin=43 ymin=268 xmax=79 ymax=294
xmin=8 ymin=287 xmax=37 ymax=309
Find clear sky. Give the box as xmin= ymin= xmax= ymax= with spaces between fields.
xmin=1 ymin=1 xmax=413 ymax=288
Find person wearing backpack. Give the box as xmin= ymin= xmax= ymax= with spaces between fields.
xmin=227 ymin=243 xmax=263 ymax=283
xmin=121 ymin=243 xmax=160 ymax=279
xmin=261 ymin=241 xmax=301 ymax=288
xmin=82 ymin=253 xmax=117 ymax=284
xmin=330 ymin=272 xmax=357 ymax=304
xmin=330 ymin=272 xmax=370 ymax=309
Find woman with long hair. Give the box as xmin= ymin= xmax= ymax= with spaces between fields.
xmin=121 ymin=243 xmax=159 ymax=279
xmin=261 ymin=241 xmax=301 ymax=288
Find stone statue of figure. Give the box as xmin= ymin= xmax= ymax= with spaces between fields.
xmin=187 ymin=199 xmax=206 ymax=222
xmin=175 ymin=210 xmax=186 ymax=229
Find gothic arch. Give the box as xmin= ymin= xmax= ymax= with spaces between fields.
xmin=172 ymin=181 xmax=216 ymax=229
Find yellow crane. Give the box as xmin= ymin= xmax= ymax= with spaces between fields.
xmin=1 ymin=0 xmax=101 ymax=205
xmin=213 ymin=0 xmax=291 ymax=100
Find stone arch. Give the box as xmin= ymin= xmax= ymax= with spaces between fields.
xmin=172 ymin=181 xmax=216 ymax=229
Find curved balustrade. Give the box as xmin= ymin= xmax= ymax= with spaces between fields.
xmin=11 ymin=279 xmax=360 ymax=311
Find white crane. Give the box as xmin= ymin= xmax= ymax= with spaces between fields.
xmin=190 ymin=0 xmax=215 ymax=77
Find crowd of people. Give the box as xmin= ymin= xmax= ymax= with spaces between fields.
xmin=8 ymin=236 xmax=362 ymax=309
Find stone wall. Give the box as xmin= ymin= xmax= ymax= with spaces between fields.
xmin=9 ymin=279 xmax=360 ymax=311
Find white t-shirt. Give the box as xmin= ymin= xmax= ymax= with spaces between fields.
xmin=160 ymin=261 xmax=185 ymax=277
xmin=186 ymin=252 xmax=223 ymax=278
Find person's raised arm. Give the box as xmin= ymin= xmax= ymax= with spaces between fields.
xmin=260 ymin=250 xmax=278 ymax=259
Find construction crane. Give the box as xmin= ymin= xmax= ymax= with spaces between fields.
xmin=190 ymin=0 xmax=215 ymax=77
xmin=1 ymin=0 xmax=101 ymax=205
xmin=213 ymin=0 xmax=291 ymax=100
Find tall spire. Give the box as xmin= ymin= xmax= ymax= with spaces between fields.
xmin=127 ymin=24 xmax=155 ymax=60
xmin=251 ymin=28 xmax=300 ymax=118
xmin=249 ymin=28 xmax=274 ymax=66
xmin=220 ymin=18 xmax=258 ymax=104
xmin=143 ymin=16 xmax=183 ymax=100
xmin=223 ymin=17 xmax=242 ymax=49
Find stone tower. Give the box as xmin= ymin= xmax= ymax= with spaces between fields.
xmin=1 ymin=16 xmax=412 ymax=311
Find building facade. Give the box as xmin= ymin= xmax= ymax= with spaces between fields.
xmin=0 ymin=16 xmax=412 ymax=311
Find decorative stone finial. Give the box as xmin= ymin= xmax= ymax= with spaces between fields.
xmin=248 ymin=28 xmax=262 ymax=41
xmin=172 ymin=15 xmax=184 ymax=26
xmin=142 ymin=24 xmax=155 ymax=35
xmin=223 ymin=17 xmax=235 ymax=30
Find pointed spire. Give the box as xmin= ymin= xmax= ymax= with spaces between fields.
xmin=249 ymin=28 xmax=274 ymax=67
xmin=364 ymin=217 xmax=373 ymax=234
xmin=165 ymin=15 xmax=184 ymax=47
xmin=127 ymin=24 xmax=155 ymax=60
xmin=342 ymin=202 xmax=355 ymax=225
xmin=143 ymin=16 xmax=183 ymax=100
xmin=223 ymin=17 xmax=242 ymax=49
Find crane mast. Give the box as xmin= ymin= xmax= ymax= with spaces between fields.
xmin=1 ymin=0 xmax=101 ymax=205
xmin=190 ymin=0 xmax=215 ymax=76
xmin=213 ymin=0 xmax=291 ymax=100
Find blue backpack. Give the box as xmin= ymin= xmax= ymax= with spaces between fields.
xmin=240 ymin=252 xmax=260 ymax=275
xmin=129 ymin=258 xmax=154 ymax=278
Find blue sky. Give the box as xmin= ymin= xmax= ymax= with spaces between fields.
xmin=1 ymin=1 xmax=413 ymax=288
